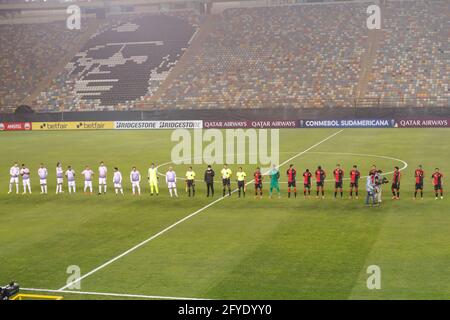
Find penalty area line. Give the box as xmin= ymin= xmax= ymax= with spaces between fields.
xmin=58 ymin=129 xmax=344 ymax=291
xmin=21 ymin=287 xmax=209 ymax=300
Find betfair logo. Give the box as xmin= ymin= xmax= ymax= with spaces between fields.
xmin=76 ymin=122 xmax=107 ymax=129
xmin=33 ymin=122 xmax=114 ymax=130
xmin=39 ymin=123 xmax=69 ymax=130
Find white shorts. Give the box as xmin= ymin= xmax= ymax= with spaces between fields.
xmin=40 ymin=179 xmax=47 ymax=185
xmin=10 ymin=177 xmax=19 ymax=184
xmin=131 ymin=181 xmax=140 ymax=188
xmin=57 ymin=178 xmax=63 ymax=184
xmin=68 ymin=181 xmax=76 ymax=187
xmin=99 ymin=178 xmax=107 ymax=185
xmin=167 ymin=182 xmax=176 ymax=189
xmin=84 ymin=181 xmax=93 ymax=188
xmin=114 ymin=183 xmax=122 ymax=189
xmin=23 ymin=179 xmax=31 ymax=186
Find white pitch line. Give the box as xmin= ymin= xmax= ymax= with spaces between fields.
xmin=58 ymin=193 xmax=228 ymax=291
xmin=58 ymin=129 xmax=344 ymax=291
xmin=307 ymin=151 xmax=409 ymax=180
xmin=156 ymin=150 xmax=407 ymax=184
xmin=21 ymin=287 xmax=209 ymax=300
xmin=274 ymin=130 xmax=344 ymax=170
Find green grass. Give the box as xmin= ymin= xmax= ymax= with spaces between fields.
xmin=0 ymin=128 xmax=449 ymax=300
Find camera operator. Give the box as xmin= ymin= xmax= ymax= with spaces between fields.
xmin=0 ymin=282 xmax=19 ymax=300
xmin=365 ymin=172 xmax=377 ymax=206
xmin=375 ymin=169 xmax=389 ymax=203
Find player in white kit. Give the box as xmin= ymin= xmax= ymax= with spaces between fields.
xmin=130 ymin=167 xmax=141 ymax=195
xmin=56 ymin=162 xmax=64 ymax=194
xmin=82 ymin=166 xmax=94 ymax=195
xmin=65 ymin=166 xmax=76 ymax=194
xmin=20 ymin=164 xmax=32 ymax=194
xmin=166 ymin=167 xmax=178 ymax=198
xmin=113 ymin=167 xmax=124 ymax=195
xmin=38 ymin=163 xmax=48 ymax=194
xmin=98 ymin=161 xmax=108 ymax=195
xmin=8 ymin=162 xmax=20 ymax=194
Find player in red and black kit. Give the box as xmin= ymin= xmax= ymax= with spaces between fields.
xmin=413 ymin=165 xmax=425 ymax=200
xmin=286 ymin=164 xmax=297 ymax=198
xmin=431 ymin=168 xmax=444 ymax=200
xmin=315 ymin=166 xmax=326 ymax=199
xmin=391 ymin=166 xmax=401 ymax=199
xmin=333 ymin=164 xmax=344 ymax=199
xmin=303 ymin=169 xmax=312 ymax=197
xmin=254 ymin=167 xmax=263 ymax=199
xmin=349 ymin=165 xmax=361 ymax=199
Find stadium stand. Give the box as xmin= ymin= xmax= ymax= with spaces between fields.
xmin=157 ymin=3 xmax=369 ymax=109
xmin=364 ymin=0 xmax=449 ymax=107
xmin=0 ymin=1 xmax=448 ymax=112
xmin=0 ymin=19 xmax=95 ymax=112
xmin=157 ymin=1 xmax=449 ymax=109
xmin=32 ymin=12 xmax=200 ymax=111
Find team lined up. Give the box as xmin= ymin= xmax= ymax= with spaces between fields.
xmin=7 ymin=162 xmax=444 ymax=200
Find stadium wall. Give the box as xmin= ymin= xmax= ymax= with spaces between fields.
xmin=2 ymin=119 xmax=450 ymax=131
xmin=1 ymin=107 xmax=449 ymax=123
xmin=1 ymin=108 xmax=449 ymax=131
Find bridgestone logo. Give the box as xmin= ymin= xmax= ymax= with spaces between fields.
xmin=114 ymin=121 xmax=203 ymax=130
xmin=159 ymin=122 xmax=201 ymax=129
xmin=115 ymin=122 xmax=156 ymax=129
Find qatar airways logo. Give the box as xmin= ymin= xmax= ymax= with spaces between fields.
xmin=203 ymin=120 xmax=297 ymax=129
xmin=396 ymin=119 xmax=449 ymax=128
xmin=204 ymin=121 xmax=249 ymax=129
xmin=170 ymin=129 xmax=279 ymax=172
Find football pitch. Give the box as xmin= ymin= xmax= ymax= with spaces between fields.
xmin=0 ymin=128 xmax=449 ymax=300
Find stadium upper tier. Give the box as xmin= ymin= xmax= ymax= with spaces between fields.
xmin=0 ymin=19 xmax=97 ymax=111
xmin=32 ymin=12 xmax=201 ymax=112
xmin=0 ymin=1 xmax=448 ymax=112
xmin=159 ymin=3 xmax=368 ymax=109
xmin=364 ymin=0 xmax=449 ymax=107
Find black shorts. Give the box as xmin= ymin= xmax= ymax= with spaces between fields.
xmin=255 ymin=182 xmax=262 ymax=189
xmin=434 ymin=184 xmax=442 ymax=191
xmin=238 ymin=181 xmax=245 ymax=189
xmin=335 ymin=181 xmax=343 ymax=188
xmin=316 ymin=181 xmax=324 ymax=187
xmin=415 ymin=183 xmax=423 ymax=190
xmin=392 ymin=182 xmax=400 ymax=190
xmin=187 ymin=180 xmax=195 ymax=187
xmin=304 ymin=183 xmax=311 ymax=189
xmin=350 ymin=182 xmax=359 ymax=188
xmin=222 ymin=178 xmax=230 ymax=186
xmin=288 ymin=181 xmax=296 ymax=188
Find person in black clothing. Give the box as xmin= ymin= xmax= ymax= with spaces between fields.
xmin=204 ymin=165 xmax=215 ymax=197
